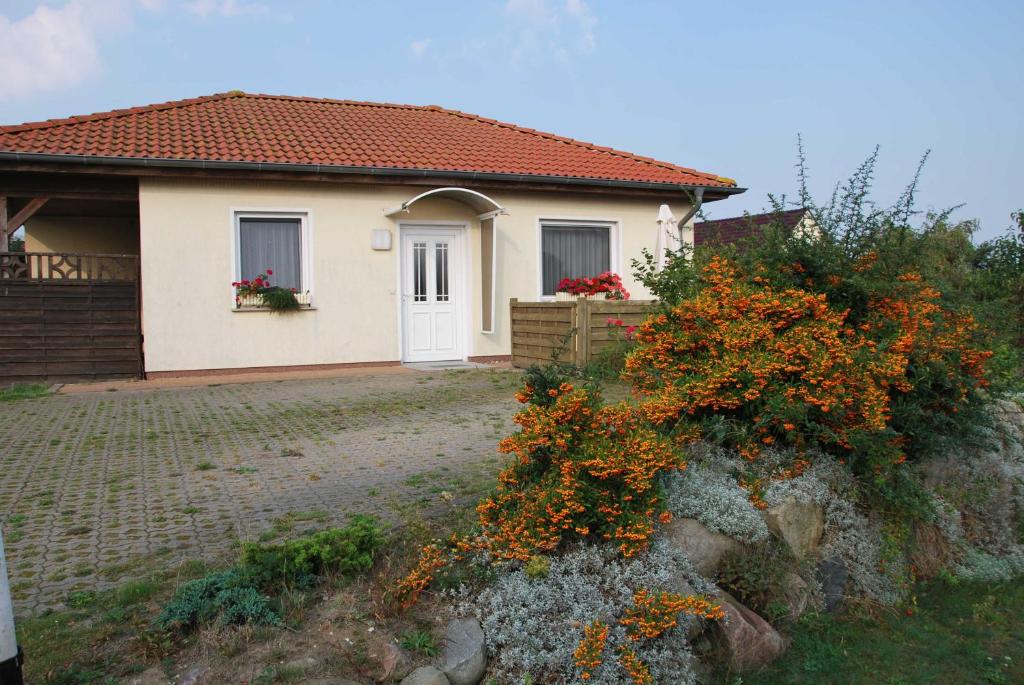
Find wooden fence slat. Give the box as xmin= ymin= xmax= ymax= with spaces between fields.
xmin=0 ymin=256 xmax=142 ymax=384
xmin=510 ymin=296 xmax=655 ymax=368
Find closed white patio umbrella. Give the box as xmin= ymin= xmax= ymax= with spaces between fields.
xmin=655 ymin=203 xmax=681 ymax=271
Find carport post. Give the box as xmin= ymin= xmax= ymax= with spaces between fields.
xmin=0 ymin=530 xmax=23 ymax=685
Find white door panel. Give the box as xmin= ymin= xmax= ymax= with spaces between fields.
xmin=401 ymin=228 xmax=464 ymax=362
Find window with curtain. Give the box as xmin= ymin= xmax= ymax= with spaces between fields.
xmin=238 ymin=217 xmax=303 ymax=291
xmin=540 ymin=222 xmax=611 ymax=296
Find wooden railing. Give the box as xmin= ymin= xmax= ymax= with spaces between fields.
xmin=509 ymin=297 xmax=654 ymax=367
xmin=0 ymin=252 xmax=139 ymax=281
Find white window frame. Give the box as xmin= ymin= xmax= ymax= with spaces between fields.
xmin=230 ymin=208 xmax=314 ymax=308
xmin=536 ymin=217 xmax=621 ymax=301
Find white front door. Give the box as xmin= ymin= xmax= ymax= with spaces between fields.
xmin=401 ymin=227 xmax=464 ymax=362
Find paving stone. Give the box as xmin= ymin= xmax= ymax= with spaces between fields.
xmin=0 ymin=368 xmax=520 ymax=614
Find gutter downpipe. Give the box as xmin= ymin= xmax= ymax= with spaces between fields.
xmin=0 ymin=530 xmax=23 ymax=685
xmin=675 ymin=187 xmax=705 ymax=244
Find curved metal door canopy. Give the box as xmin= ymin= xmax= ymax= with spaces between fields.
xmin=385 ymin=187 xmax=506 ymax=335
xmin=383 ymin=187 xmax=507 ymax=220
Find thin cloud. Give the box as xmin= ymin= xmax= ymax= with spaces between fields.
xmin=185 ymin=0 xmax=268 ymax=18
xmin=0 ymin=2 xmax=102 ymax=102
xmin=0 ymin=0 xmax=270 ymax=104
xmin=503 ymin=0 xmax=598 ymax=64
xmin=565 ymin=0 xmax=596 ymax=53
xmin=410 ymin=38 xmax=431 ymax=59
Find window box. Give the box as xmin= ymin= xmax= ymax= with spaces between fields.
xmin=554 ymin=291 xmax=615 ymax=302
xmin=234 ymin=291 xmax=313 ymax=311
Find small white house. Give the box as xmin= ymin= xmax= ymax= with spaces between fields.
xmin=0 ymin=92 xmax=743 ymax=380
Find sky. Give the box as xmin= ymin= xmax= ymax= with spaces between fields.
xmin=1 ymin=0 xmax=1021 ymax=240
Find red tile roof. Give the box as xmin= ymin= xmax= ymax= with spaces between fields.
xmin=694 ymin=208 xmax=810 ymax=247
xmin=0 ymin=92 xmax=738 ymax=189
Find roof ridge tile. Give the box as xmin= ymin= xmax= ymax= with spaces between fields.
xmin=0 ymin=92 xmax=240 ymax=134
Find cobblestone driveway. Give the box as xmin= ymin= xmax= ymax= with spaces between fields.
xmin=0 ymin=368 xmax=521 ymax=614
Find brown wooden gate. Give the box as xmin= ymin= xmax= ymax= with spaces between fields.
xmin=509 ymin=297 xmax=654 ymax=367
xmin=0 ymin=252 xmax=142 ymax=384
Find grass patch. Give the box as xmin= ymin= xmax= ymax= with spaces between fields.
xmin=18 ymin=562 xmax=213 ymax=684
xmin=0 ymin=383 xmax=51 ymax=402
xmin=399 ymin=627 xmax=438 ymax=657
xmin=159 ymin=515 xmax=384 ymax=633
xmin=739 ymin=579 xmax=1024 ymax=684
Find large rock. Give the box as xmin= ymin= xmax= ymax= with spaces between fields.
xmin=662 ymin=517 xmax=742 ymax=576
xmin=375 ymin=643 xmax=414 ymax=682
xmin=283 ymin=657 xmax=320 ymax=673
xmin=439 ymin=618 xmax=486 ymax=685
xmin=993 ymin=398 xmax=1024 ymax=439
xmin=176 ymin=666 xmax=209 ymax=685
xmin=781 ymin=572 xmax=812 ymax=619
xmin=400 ymin=667 xmax=450 ymax=685
xmin=762 ymin=497 xmax=824 ymax=560
xmin=660 ymin=572 xmax=706 ymax=640
xmin=713 ymin=590 xmax=788 ymax=671
xmin=817 ymin=557 xmax=848 ymax=613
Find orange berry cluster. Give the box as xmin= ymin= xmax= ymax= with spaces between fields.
xmin=620 ymin=589 xmax=725 ymax=640
xmin=392 ymin=543 xmax=446 ymax=608
xmin=572 ymin=620 xmax=609 ymax=680
xmin=624 ymin=256 xmax=991 ymax=490
xmin=572 ymin=588 xmax=725 ymax=683
xmin=616 ymin=646 xmax=653 ymax=685
xmin=478 ymin=382 xmax=684 ymax=560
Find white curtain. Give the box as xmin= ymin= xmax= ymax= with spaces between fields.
xmin=239 ymin=218 xmax=301 ymax=290
xmin=541 ymin=224 xmax=610 ymax=296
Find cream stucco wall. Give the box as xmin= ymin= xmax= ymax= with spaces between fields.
xmin=138 ymin=178 xmax=694 ymax=373
xmin=24 ymin=216 xmax=139 ymax=255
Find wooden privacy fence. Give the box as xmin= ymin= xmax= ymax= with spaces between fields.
xmin=0 ymin=252 xmax=142 ymax=384
xmin=509 ymin=297 xmax=654 ymax=367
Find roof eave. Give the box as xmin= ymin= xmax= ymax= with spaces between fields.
xmin=0 ymin=151 xmax=745 ymax=198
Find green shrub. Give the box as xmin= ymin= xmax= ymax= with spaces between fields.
xmin=156 ymin=569 xmax=280 ymax=629
xmin=158 ymin=516 xmax=382 ymax=632
xmin=716 ymin=541 xmax=792 ymax=616
xmin=262 ymin=286 xmax=301 ymax=312
xmin=630 ymin=144 xmax=1008 ymax=507
xmin=518 ymin=364 xmax=580 ymax=407
xmin=240 ymin=514 xmax=384 ymax=586
xmin=583 ymin=337 xmax=633 ymax=381
xmin=524 ymin=555 xmax=551 ymax=579
xmin=213 ymin=586 xmax=282 ymax=626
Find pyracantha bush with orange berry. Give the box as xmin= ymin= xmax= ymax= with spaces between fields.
xmin=480 ymin=379 xmax=684 ymax=560
xmin=625 ymin=256 xmax=992 ymax=492
xmin=392 ymin=367 xmax=691 ymax=608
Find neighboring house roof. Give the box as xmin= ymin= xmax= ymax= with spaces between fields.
xmin=0 ymin=92 xmax=740 ymax=192
xmin=694 ymin=208 xmax=811 ymax=247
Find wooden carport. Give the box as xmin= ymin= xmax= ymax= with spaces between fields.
xmin=0 ymin=173 xmax=142 ymax=384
